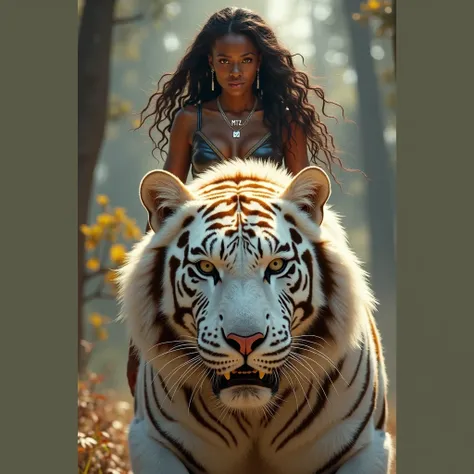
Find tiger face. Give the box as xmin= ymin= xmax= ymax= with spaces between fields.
xmin=119 ymin=160 xmax=364 ymax=411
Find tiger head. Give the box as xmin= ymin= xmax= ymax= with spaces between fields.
xmin=118 ymin=159 xmax=372 ymax=411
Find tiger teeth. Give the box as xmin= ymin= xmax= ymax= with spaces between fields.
xmin=225 ymin=370 xmax=261 ymax=378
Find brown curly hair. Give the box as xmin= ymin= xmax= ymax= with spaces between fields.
xmin=137 ymin=6 xmax=355 ymax=182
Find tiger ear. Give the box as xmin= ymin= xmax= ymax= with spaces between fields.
xmin=139 ymin=170 xmax=195 ymax=232
xmin=280 ymin=166 xmax=331 ymax=226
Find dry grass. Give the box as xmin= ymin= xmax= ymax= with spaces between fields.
xmin=78 ymin=373 xmax=397 ymax=473
xmin=78 ymin=372 xmax=133 ymax=474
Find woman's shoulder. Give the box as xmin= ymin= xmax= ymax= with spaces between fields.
xmin=176 ymin=103 xmax=199 ymax=119
xmin=172 ymin=104 xmax=199 ymax=132
xmin=178 ymin=100 xmax=216 ymax=114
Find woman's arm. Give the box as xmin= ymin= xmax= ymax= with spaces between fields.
xmin=283 ymin=120 xmax=310 ymax=175
xmin=162 ymin=106 xmax=196 ymax=183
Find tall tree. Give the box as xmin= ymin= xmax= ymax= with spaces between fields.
xmin=392 ymin=0 xmax=396 ymax=74
xmin=342 ymin=0 xmax=396 ymax=393
xmin=78 ymin=0 xmax=116 ymax=373
xmin=78 ymin=0 xmax=171 ymax=374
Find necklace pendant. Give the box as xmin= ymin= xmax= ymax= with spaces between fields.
xmin=233 ymin=130 xmax=241 ymax=138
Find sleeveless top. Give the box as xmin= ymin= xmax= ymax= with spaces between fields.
xmin=190 ymin=103 xmax=284 ymax=179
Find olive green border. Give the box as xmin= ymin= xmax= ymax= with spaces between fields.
xmin=397 ymin=2 xmax=474 ymax=472
xmin=2 ymin=1 xmax=474 ymax=473
xmin=0 ymin=3 xmax=77 ymax=472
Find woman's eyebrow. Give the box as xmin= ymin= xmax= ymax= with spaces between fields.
xmin=216 ymin=52 xmax=257 ymax=57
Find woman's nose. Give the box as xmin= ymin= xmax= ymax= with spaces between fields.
xmin=230 ymin=63 xmax=242 ymax=76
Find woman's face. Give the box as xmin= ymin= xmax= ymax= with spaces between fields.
xmin=209 ymin=33 xmax=261 ymax=97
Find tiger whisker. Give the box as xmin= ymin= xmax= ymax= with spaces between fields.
xmin=291 ymin=344 xmax=348 ymax=388
xmin=161 ymin=356 xmax=201 ymax=390
xmin=146 ymin=339 xmax=197 ymax=352
xmin=287 ymin=355 xmax=328 ymax=402
xmin=165 ymin=357 xmax=202 ymax=392
xmin=291 ymin=350 xmax=338 ymax=391
xmin=292 ymin=335 xmax=329 ymax=348
xmin=291 ymin=342 xmax=348 ymax=386
xmin=151 ymin=352 xmax=199 ymax=384
xmin=292 ymin=334 xmax=328 ymax=343
xmin=198 ymin=368 xmax=211 ymax=395
xmin=188 ymin=368 xmax=211 ymax=415
xmin=281 ymin=371 xmax=299 ymax=410
xmin=217 ymin=401 xmax=232 ymax=425
xmin=146 ymin=342 xmax=197 ymax=358
xmin=289 ymin=353 xmax=332 ymax=400
xmin=168 ymin=363 xmax=203 ymax=404
xmin=158 ymin=353 xmax=199 ymax=379
xmin=169 ymin=360 xmax=204 ymax=402
xmin=291 ymin=339 xmax=324 ymax=350
xmin=147 ymin=346 xmax=198 ymax=366
xmin=284 ymin=369 xmax=308 ymax=414
xmin=283 ymin=360 xmax=314 ymax=413
xmin=259 ymin=403 xmax=272 ymax=423
xmin=172 ymin=362 xmax=205 ymax=403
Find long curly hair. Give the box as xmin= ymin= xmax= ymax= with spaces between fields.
xmin=137 ymin=7 xmax=354 ymax=182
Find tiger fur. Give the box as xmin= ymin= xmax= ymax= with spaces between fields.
xmin=117 ymin=159 xmax=393 ymax=474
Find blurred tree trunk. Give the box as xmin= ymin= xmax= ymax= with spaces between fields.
xmin=392 ymin=0 xmax=396 ymax=74
xmin=342 ymin=0 xmax=396 ymax=395
xmin=78 ymin=0 xmax=116 ymax=374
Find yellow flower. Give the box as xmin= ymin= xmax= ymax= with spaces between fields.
xmin=133 ymin=227 xmax=142 ymax=240
xmin=96 ymin=194 xmax=109 ymax=207
xmin=120 ymin=101 xmax=132 ymax=114
xmin=86 ymin=258 xmax=100 ymax=271
xmin=367 ymin=0 xmax=381 ymax=10
xmin=123 ymin=217 xmax=142 ymax=241
xmin=96 ymin=213 xmax=115 ymax=228
xmin=108 ymin=231 xmax=118 ymax=243
xmin=90 ymin=225 xmax=103 ymax=240
xmin=80 ymin=224 xmax=91 ymax=236
xmin=114 ymin=207 xmax=126 ymax=221
xmin=124 ymin=229 xmax=132 ymax=240
xmin=97 ymin=327 xmax=108 ymax=341
xmin=110 ymin=244 xmax=126 ymax=265
xmin=132 ymin=226 xmax=142 ymax=240
xmin=89 ymin=312 xmax=103 ymax=328
xmin=125 ymin=224 xmax=142 ymax=240
xmin=132 ymin=118 xmax=141 ymax=129
xmin=109 ymin=104 xmax=120 ymax=118
xmin=125 ymin=43 xmax=140 ymax=61
xmin=105 ymin=270 xmax=117 ymax=285
xmin=85 ymin=239 xmax=96 ymax=251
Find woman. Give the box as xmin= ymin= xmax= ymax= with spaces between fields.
xmin=127 ymin=6 xmax=350 ymax=396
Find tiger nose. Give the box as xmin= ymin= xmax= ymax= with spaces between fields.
xmin=225 ymin=332 xmax=265 ymax=355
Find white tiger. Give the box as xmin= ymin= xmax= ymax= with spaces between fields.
xmin=117 ymin=159 xmax=393 ymax=474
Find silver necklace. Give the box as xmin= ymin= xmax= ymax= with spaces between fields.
xmin=216 ymin=96 xmax=258 ymax=139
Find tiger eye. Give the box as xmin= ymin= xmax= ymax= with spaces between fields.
xmin=198 ymin=260 xmax=215 ymax=274
xmin=269 ymin=258 xmax=284 ymax=271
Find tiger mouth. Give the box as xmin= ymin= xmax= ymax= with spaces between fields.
xmin=212 ymin=364 xmax=279 ymax=394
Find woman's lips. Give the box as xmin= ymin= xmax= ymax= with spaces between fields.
xmin=228 ymin=82 xmax=244 ymax=88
